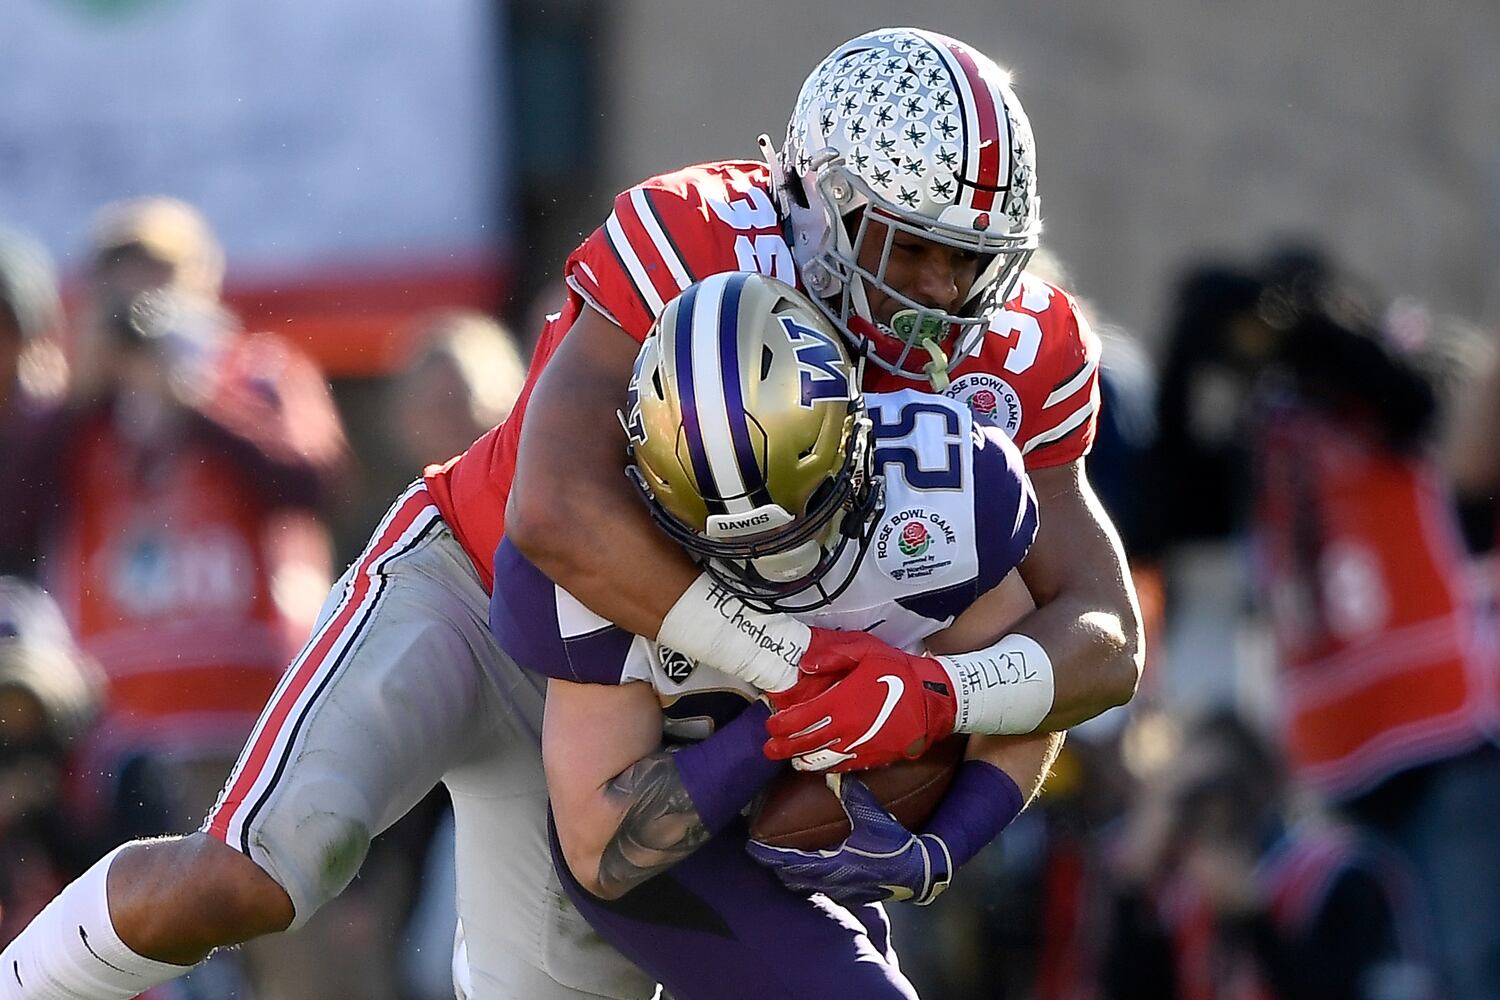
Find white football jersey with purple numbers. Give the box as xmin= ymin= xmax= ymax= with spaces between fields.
xmin=490 ymin=390 xmax=1036 ymax=740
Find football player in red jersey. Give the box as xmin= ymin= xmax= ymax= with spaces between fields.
xmin=0 ymin=27 xmax=1141 ymax=1000
xmin=498 ymin=28 xmax=1142 ymax=769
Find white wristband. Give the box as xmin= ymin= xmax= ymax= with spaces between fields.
xmin=935 ymin=632 xmax=1055 ymax=735
xmin=657 ymin=573 xmax=809 ymax=692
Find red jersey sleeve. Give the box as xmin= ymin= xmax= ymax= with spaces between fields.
xmin=941 ymin=275 xmax=1102 ymax=470
xmin=190 ymin=332 xmax=350 ymax=508
xmin=564 ymin=161 xmax=789 ymax=343
xmin=426 ymin=161 xmax=796 ymax=589
xmin=201 ymin=333 xmax=349 ymax=469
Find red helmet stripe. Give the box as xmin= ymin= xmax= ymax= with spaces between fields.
xmin=943 ymin=41 xmax=1006 ymax=212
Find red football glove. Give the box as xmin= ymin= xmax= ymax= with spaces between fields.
xmin=764 ymin=627 xmax=855 ymax=711
xmin=763 ymin=631 xmax=957 ymax=772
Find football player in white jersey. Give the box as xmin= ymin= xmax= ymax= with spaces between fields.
xmin=491 ymin=272 xmax=1063 ymax=999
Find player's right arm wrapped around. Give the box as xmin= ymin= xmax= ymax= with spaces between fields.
xmin=763 ymin=630 xmax=1056 ymax=772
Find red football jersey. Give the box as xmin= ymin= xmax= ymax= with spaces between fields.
xmin=1254 ymin=403 xmax=1488 ymax=799
xmin=11 ymin=331 xmax=346 ymax=763
xmin=426 ymin=161 xmax=1100 ymax=589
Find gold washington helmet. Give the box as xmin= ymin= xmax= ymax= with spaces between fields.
xmin=623 ymin=272 xmax=883 ymax=611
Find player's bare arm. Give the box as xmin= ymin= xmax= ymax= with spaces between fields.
xmin=543 ymin=674 xmax=780 ymax=902
xmin=596 ymin=750 xmax=711 ymax=899
xmin=543 ymin=677 xmax=698 ymax=900
xmin=925 ymin=569 xmax=1066 ymax=803
xmin=506 ymin=305 xmax=700 ymax=640
xmin=1011 ymin=458 xmax=1144 ymax=729
xmin=965 ymin=730 xmax=1065 ymax=801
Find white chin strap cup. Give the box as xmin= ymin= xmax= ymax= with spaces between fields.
xmin=750 ymin=539 xmax=823 ymax=583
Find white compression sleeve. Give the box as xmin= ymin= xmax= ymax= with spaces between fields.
xmin=657 ymin=573 xmax=810 ymax=693
xmin=935 ymin=632 xmax=1056 ymax=735
xmin=0 ymin=845 xmax=193 ymax=999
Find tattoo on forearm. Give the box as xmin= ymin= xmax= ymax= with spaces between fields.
xmin=596 ymin=750 xmax=710 ymax=897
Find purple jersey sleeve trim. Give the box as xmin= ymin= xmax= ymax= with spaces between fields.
xmin=490 ymin=537 xmax=634 ymax=684
xmin=894 ymin=579 xmax=982 ymax=626
xmin=563 ymin=625 xmax=638 ymax=685
xmin=970 ymin=420 xmax=1039 ymax=595
xmin=925 ymin=759 xmax=1024 ymax=868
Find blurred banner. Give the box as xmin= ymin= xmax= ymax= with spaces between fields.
xmin=0 ymin=0 xmax=510 ymax=374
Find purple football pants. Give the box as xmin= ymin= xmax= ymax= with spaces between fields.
xmin=551 ymin=816 xmax=920 ymax=1000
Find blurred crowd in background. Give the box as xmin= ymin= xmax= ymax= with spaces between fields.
xmin=0 ymin=198 xmax=526 ymax=1000
xmin=3 ymin=5 xmax=1500 ymax=1000
xmin=891 ymin=244 xmax=1500 ymax=1000
xmin=5 ymin=197 xmax=1500 ymax=1000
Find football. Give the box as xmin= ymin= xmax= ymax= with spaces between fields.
xmin=749 ymin=736 xmax=968 ymax=850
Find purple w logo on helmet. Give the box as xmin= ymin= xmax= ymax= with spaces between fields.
xmin=780 ymin=315 xmax=850 ymax=408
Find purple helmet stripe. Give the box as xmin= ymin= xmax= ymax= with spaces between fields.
xmin=716 ymin=275 xmax=773 ymax=509
xmin=673 ymin=281 xmax=724 ymax=513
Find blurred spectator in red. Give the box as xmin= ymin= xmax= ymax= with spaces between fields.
xmin=1247 ymin=252 xmax=1500 ymax=1000
xmin=1103 ymin=710 xmax=1436 ymax=1000
xmin=0 ymin=196 xmax=349 ymax=838
xmin=0 ymin=578 xmax=104 ymax=949
xmin=0 ymin=197 xmax=355 ymax=1000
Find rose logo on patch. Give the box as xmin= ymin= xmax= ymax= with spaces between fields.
xmin=898 ymin=521 xmax=931 ymax=557
xmin=969 ymin=389 xmax=999 ymax=420
xmin=946 ymin=372 xmax=1024 ymax=437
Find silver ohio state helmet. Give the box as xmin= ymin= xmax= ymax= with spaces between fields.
xmin=764 ymin=28 xmax=1041 ymax=386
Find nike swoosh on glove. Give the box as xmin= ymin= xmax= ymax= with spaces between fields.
xmin=763 ymin=631 xmax=956 ymax=771
xmin=746 ymin=773 xmax=952 ymax=906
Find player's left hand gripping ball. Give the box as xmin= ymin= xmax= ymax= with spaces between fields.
xmin=747 ymin=773 xmax=953 ymax=906
xmin=764 ymin=631 xmax=956 ymax=772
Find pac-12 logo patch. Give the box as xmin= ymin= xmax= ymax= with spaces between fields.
xmin=659 ymin=646 xmax=698 ymax=684
xmin=946 ymin=372 xmax=1022 ymax=438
